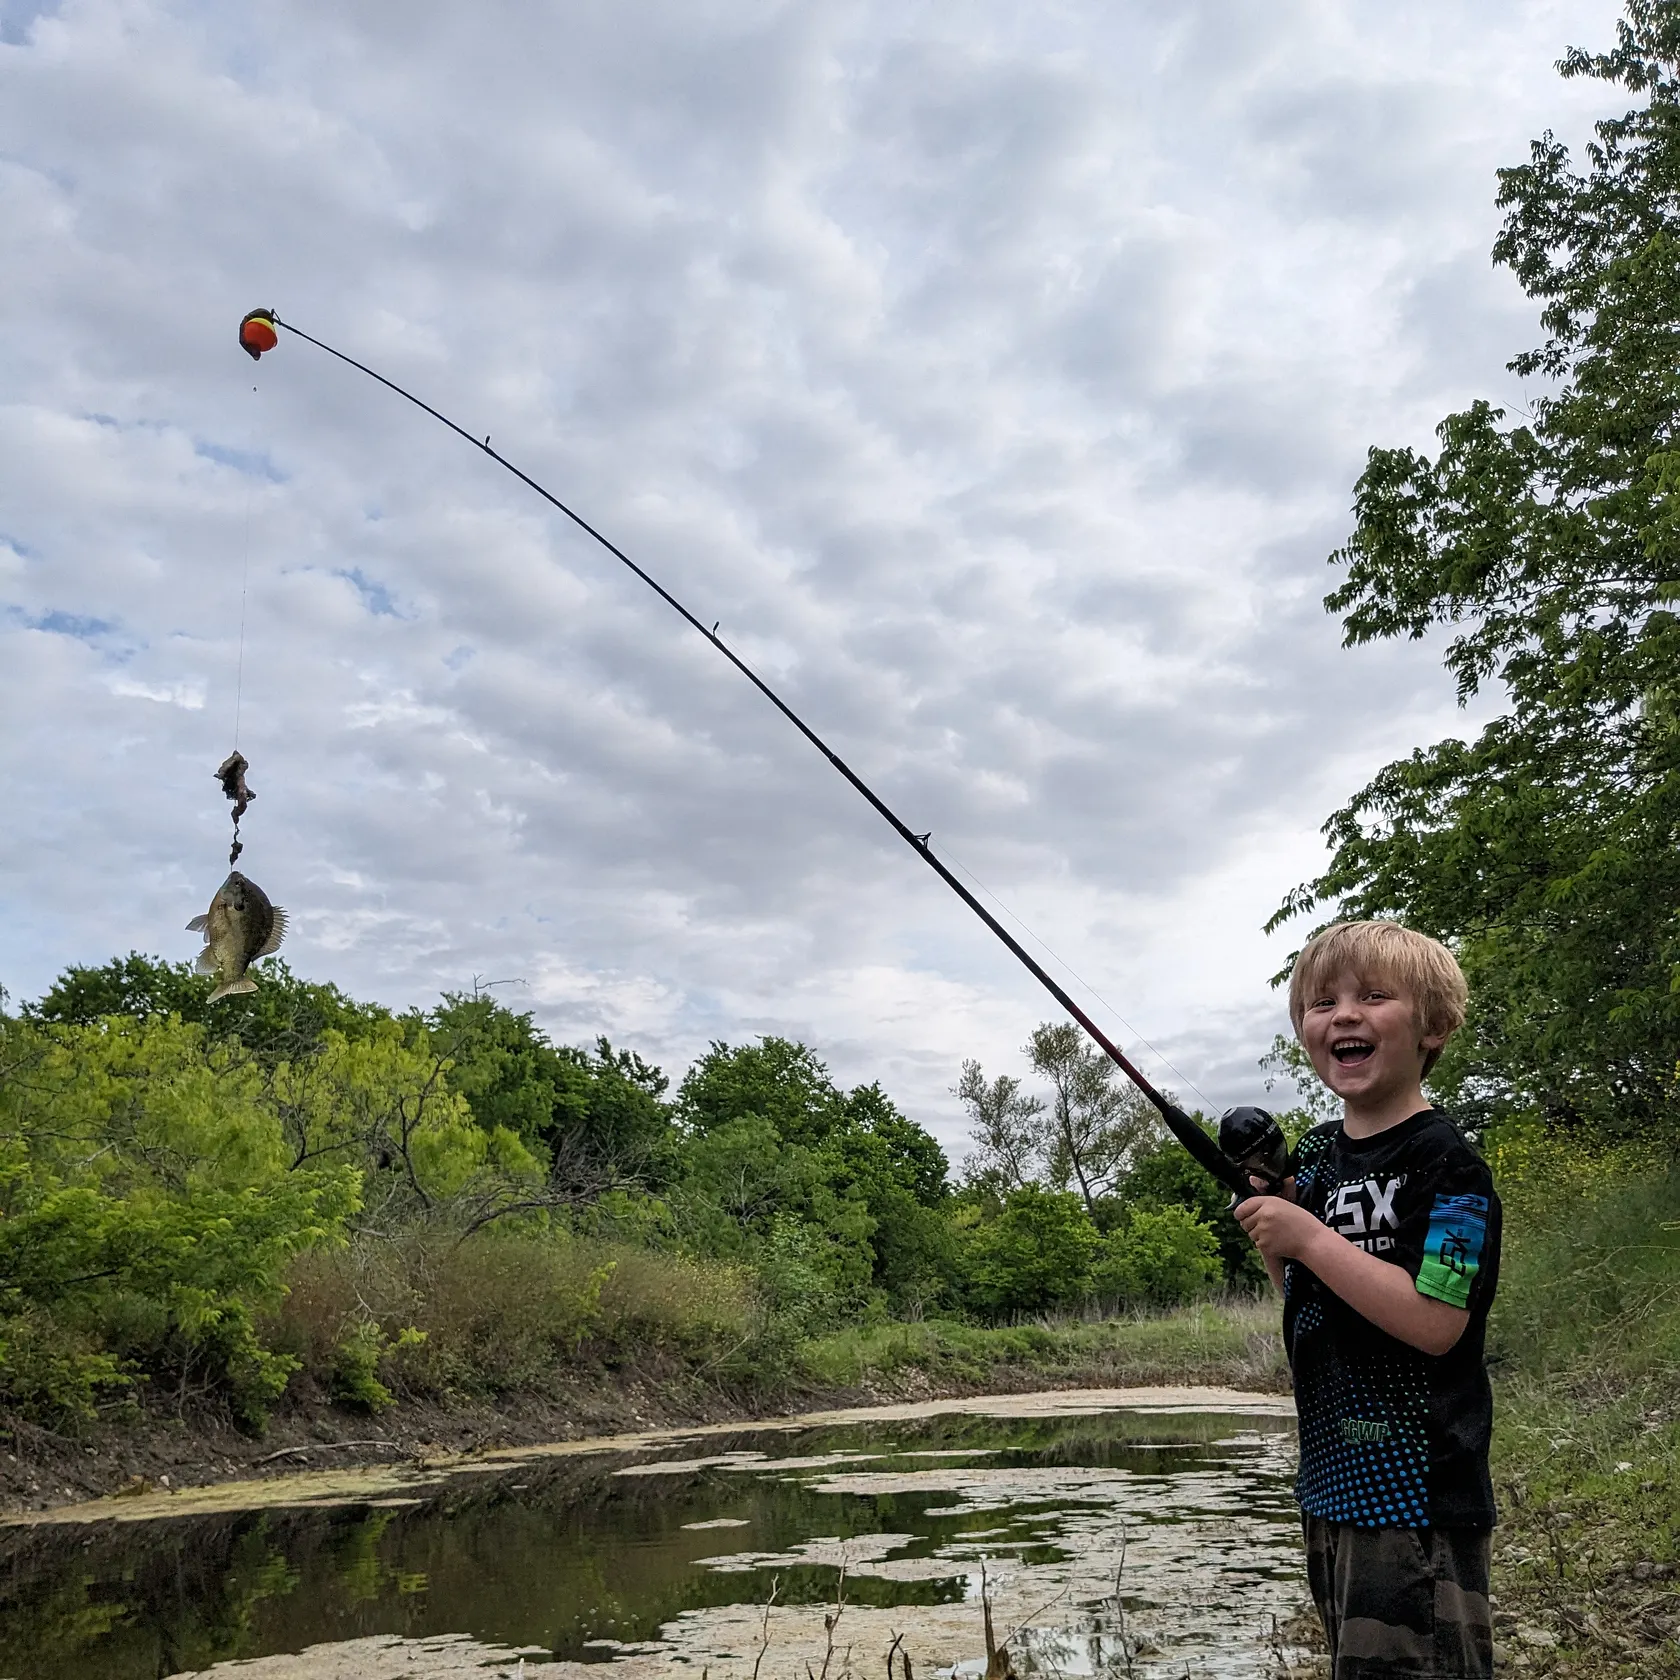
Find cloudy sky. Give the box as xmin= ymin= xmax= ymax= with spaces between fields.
xmin=0 ymin=0 xmax=1626 ymax=1158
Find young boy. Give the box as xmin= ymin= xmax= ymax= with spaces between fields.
xmin=1236 ymin=920 xmax=1501 ymax=1680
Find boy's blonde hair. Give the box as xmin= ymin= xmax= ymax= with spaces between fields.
xmin=1288 ymin=920 xmax=1468 ymax=1076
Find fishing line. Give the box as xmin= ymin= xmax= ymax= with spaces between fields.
xmin=251 ymin=309 xmax=1257 ymax=1198
xmin=232 ymin=381 xmax=258 ymax=751
xmin=216 ymin=374 xmax=265 ymax=866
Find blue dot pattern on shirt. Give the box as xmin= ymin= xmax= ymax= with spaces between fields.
xmin=1285 ymin=1123 xmax=1434 ymax=1528
xmin=1288 ymin=1292 xmax=1432 ymax=1525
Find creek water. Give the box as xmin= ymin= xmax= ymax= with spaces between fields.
xmin=0 ymin=1395 xmax=1310 ymax=1680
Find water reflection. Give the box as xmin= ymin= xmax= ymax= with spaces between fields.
xmin=0 ymin=1406 xmax=1305 ymax=1680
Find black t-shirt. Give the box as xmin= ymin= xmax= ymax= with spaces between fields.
xmin=1282 ymin=1108 xmax=1502 ymax=1529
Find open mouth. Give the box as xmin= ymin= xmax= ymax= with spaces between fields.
xmin=1331 ymin=1038 xmax=1376 ymax=1066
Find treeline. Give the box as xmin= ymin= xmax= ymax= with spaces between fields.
xmin=0 ymin=955 xmax=1248 ymax=1431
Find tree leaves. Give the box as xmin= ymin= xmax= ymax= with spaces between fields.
xmin=1278 ymin=5 xmax=1680 ymax=1139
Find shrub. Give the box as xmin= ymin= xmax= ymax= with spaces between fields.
xmin=962 ymin=1187 xmax=1099 ymax=1317
xmin=0 ymin=1309 xmax=128 ymax=1423
xmin=1112 ymin=1135 xmax=1269 ymax=1288
xmin=1487 ymin=1129 xmax=1680 ymax=1383
xmin=1090 ymin=1205 xmax=1223 ymax=1310
xmin=0 ymin=1014 xmax=363 ymax=1428
xmin=595 ymin=1243 xmax=754 ymax=1348
xmin=271 ymin=1227 xmax=755 ymax=1401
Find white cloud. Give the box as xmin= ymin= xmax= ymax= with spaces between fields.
xmin=0 ymin=0 xmax=1624 ymax=1158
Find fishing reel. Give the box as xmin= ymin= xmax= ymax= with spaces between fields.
xmin=1218 ymin=1105 xmax=1289 ymax=1199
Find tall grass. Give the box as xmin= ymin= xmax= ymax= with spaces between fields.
xmin=803 ymin=1297 xmax=1288 ymax=1395
xmin=269 ymin=1228 xmax=756 ymax=1405
xmin=1488 ymin=1143 xmax=1680 ymax=1383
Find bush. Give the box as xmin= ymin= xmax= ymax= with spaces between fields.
xmin=962 ymin=1186 xmax=1099 ymax=1317
xmin=1089 ymin=1205 xmax=1223 ymax=1310
xmin=0 ymin=1309 xmax=128 ymax=1423
xmin=1487 ymin=1128 xmax=1680 ymax=1383
xmin=0 ymin=1011 xmax=365 ymax=1427
xmin=272 ymin=1227 xmax=756 ymax=1401
xmin=1113 ymin=1134 xmax=1269 ymax=1288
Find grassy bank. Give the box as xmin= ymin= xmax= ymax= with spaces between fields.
xmin=1475 ymin=1142 xmax=1680 ymax=1678
xmin=0 ymin=1286 xmax=1284 ymax=1515
xmin=803 ymin=1297 xmax=1286 ymax=1394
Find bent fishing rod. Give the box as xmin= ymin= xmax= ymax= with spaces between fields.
xmin=239 ymin=308 xmax=1283 ymax=1200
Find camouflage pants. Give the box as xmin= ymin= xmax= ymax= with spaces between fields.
xmin=1302 ymin=1517 xmax=1493 ymax=1678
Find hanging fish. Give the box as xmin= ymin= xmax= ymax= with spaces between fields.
xmin=239 ymin=308 xmax=278 ymax=361
xmin=187 ymin=871 xmax=287 ymax=1001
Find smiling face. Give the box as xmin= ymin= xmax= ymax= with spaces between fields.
xmin=1299 ymin=966 xmax=1445 ymax=1130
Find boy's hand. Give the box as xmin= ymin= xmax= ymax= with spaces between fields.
xmin=1234 ymin=1186 xmax=1324 ymax=1265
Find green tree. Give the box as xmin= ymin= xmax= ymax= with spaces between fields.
xmin=962 ymin=1186 xmax=1099 ymax=1317
xmin=1271 ymin=2 xmax=1680 ymax=1141
xmin=675 ymin=1116 xmax=876 ymax=1323
xmin=673 ymin=1042 xmax=951 ymax=1315
xmin=1090 ymin=1205 xmax=1222 ymax=1309
xmin=843 ymin=1081 xmax=950 ymax=1207
xmin=30 ymin=953 xmax=390 ymax=1060
xmin=819 ymin=1087 xmax=956 ymax=1312
xmin=954 ymin=1058 xmax=1044 ymax=1197
xmin=677 ymin=1037 xmax=846 ymax=1146
xmin=1115 ymin=1132 xmax=1268 ymax=1288
xmin=430 ymin=993 xmax=676 ymax=1191
xmin=1027 ymin=1024 xmax=1155 ymax=1216
xmin=271 ymin=1020 xmax=539 ymax=1225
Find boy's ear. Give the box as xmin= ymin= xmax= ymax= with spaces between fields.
xmin=1418 ymin=1024 xmax=1448 ymax=1080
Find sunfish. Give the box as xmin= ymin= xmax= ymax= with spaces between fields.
xmin=187 ymin=871 xmax=287 ymax=1002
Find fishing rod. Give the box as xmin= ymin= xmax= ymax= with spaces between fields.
xmin=237 ymin=308 xmax=1284 ymax=1201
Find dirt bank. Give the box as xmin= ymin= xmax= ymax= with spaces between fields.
xmin=3 ymin=1383 xmax=1293 ymax=1529
xmin=0 ymin=1312 xmax=1289 ymax=1520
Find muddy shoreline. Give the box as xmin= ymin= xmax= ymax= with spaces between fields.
xmin=2 ymin=1383 xmax=1294 ymax=1529
xmin=0 ymin=1343 xmax=1290 ymax=1521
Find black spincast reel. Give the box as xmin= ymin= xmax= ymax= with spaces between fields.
xmin=1218 ymin=1105 xmax=1289 ymax=1196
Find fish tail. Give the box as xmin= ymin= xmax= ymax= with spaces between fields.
xmin=207 ymin=978 xmax=258 ymax=1003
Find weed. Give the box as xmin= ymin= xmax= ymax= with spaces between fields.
xmin=801 ymin=1298 xmax=1288 ymax=1394
xmin=269 ymin=1227 xmax=755 ymax=1402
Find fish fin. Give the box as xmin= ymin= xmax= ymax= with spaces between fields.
xmin=207 ymin=978 xmax=258 ymax=1003
xmin=195 ymin=950 xmax=219 ymax=974
xmin=257 ymin=908 xmax=288 ymax=957
xmin=185 ymin=914 xmax=208 ymax=932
